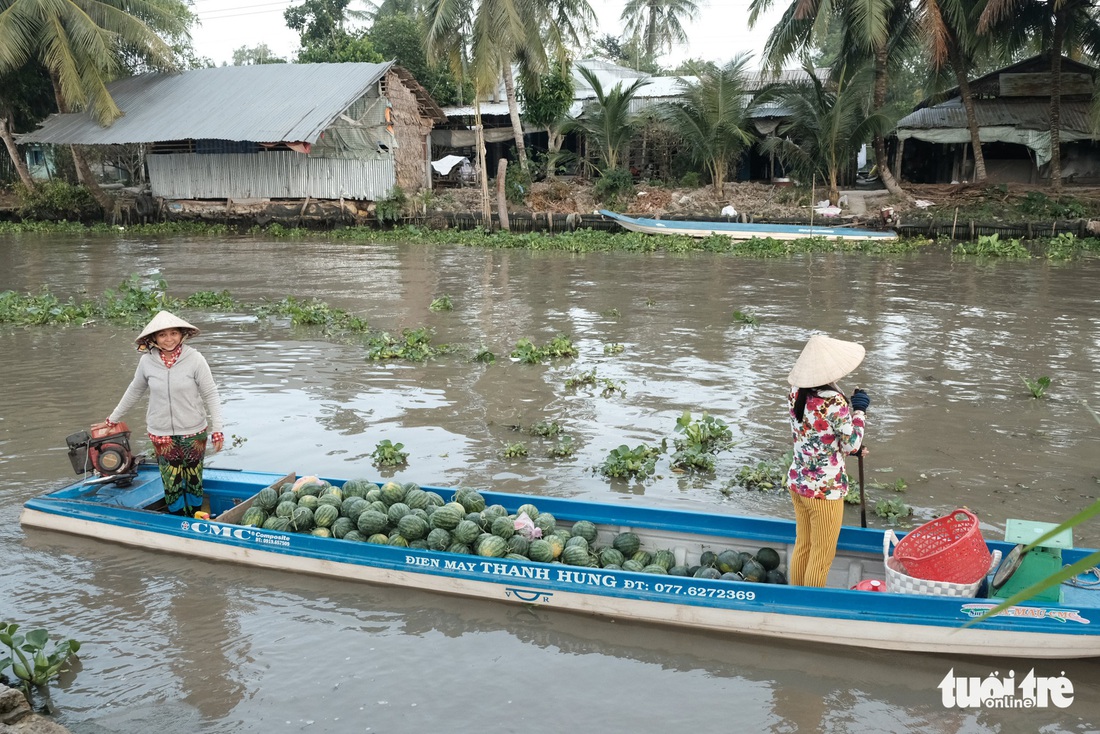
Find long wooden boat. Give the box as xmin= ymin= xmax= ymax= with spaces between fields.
xmin=599 ymin=209 xmax=899 ymax=242
xmin=21 ymin=465 xmax=1100 ymax=659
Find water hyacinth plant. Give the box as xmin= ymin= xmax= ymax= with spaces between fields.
xmin=0 ymin=622 xmax=81 ymax=704
xmin=371 ymin=440 xmax=409 ymax=467
xmin=1023 ymin=375 xmax=1051 ymax=398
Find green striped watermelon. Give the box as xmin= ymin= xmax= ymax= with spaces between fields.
xmin=241 ymin=507 xmax=268 ymax=527
xmin=314 ymin=504 xmax=339 ymax=528
xmin=356 ymin=510 xmax=389 ymax=536
xmin=612 ymin=532 xmax=640 ymax=557
xmin=254 ymin=487 xmax=279 ymax=512
xmin=570 ymin=520 xmax=598 ymax=543
xmin=528 ymin=539 xmax=554 ymax=562
xmin=476 ymin=535 xmax=508 ymax=557
xmin=397 ymin=514 xmax=429 ymax=540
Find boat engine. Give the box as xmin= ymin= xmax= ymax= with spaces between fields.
xmin=66 ymin=422 xmax=138 ymax=485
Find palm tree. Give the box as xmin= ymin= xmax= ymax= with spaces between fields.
xmin=759 ymin=62 xmax=887 ymax=204
xmin=659 ymin=54 xmax=757 ymax=196
xmin=750 ymin=0 xmax=918 ymax=200
xmin=620 ymin=0 xmax=700 ymax=66
xmin=917 ymin=0 xmax=991 ymax=182
xmin=0 ymin=0 xmax=188 ymax=209
xmin=566 ymin=65 xmax=650 ymax=173
xmin=426 ymin=0 xmax=595 ymax=176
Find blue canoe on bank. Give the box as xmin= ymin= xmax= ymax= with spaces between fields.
xmin=21 ymin=465 xmax=1100 ymax=659
xmin=598 ymin=209 xmax=899 ymax=242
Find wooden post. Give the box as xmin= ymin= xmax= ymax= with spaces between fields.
xmin=496 ymin=158 xmax=510 ymax=232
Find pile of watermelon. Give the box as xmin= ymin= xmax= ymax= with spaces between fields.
xmin=235 ymin=478 xmax=786 ymax=584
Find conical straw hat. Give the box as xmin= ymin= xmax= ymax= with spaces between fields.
xmin=136 ymin=310 xmax=200 ymax=345
xmin=787 ymin=334 xmax=865 ymax=387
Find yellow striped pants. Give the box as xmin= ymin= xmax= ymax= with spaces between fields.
xmin=788 ymin=490 xmax=845 ymax=587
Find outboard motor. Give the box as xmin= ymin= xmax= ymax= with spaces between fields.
xmin=66 ymin=422 xmax=138 ymax=486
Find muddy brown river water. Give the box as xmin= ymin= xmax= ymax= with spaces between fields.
xmin=1 ymin=233 xmax=1098 ymax=733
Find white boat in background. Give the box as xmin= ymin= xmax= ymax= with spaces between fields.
xmin=599 ymin=209 xmax=899 ymax=242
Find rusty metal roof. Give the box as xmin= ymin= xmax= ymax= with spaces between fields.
xmin=896 ymin=97 xmax=1094 ymax=134
xmin=19 ymin=62 xmax=395 ymax=145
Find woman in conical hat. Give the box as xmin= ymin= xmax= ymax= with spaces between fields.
xmin=785 ymin=334 xmax=870 ymax=587
xmin=106 ymin=310 xmax=225 ymax=516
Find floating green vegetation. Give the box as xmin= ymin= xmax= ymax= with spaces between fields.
xmin=953 ymin=233 xmax=1030 ymax=258
xmin=1023 ymin=375 xmax=1051 ymax=399
xmin=510 ymin=334 xmax=578 ymax=363
xmin=874 ymin=497 xmax=913 ymax=526
xmin=564 ymin=367 xmax=625 ymax=396
xmin=184 ymin=289 xmax=239 ymax=310
xmin=366 ymin=327 xmax=440 ymax=362
xmin=500 ymin=442 xmax=528 ymax=458
xmin=314 ymin=224 xmax=934 ymax=256
xmin=603 ymin=343 xmax=625 ymax=355
xmin=1043 ymin=232 xmax=1079 ymax=260
xmin=371 ymin=439 xmax=409 ymax=467
xmin=547 ymin=436 xmax=576 ymax=458
xmin=674 ymin=411 xmax=734 ymax=454
xmin=429 ymin=295 xmax=454 ymax=312
xmin=601 ymin=308 xmax=621 ymax=318
xmin=670 ymin=444 xmax=716 ymax=473
xmin=599 ymin=442 xmax=664 ymax=479
xmin=255 ymin=296 xmax=371 ymax=332
xmin=564 ymin=368 xmax=597 ymax=388
xmin=732 ymin=310 xmax=759 ymax=326
xmin=0 ymin=273 xmax=457 ymax=364
xmin=530 ymin=421 xmax=562 ymax=438
xmin=728 ymin=451 xmax=792 ymax=492
xmin=472 ymin=347 xmax=496 ymax=364
xmin=1 ymin=621 xmax=81 ymax=703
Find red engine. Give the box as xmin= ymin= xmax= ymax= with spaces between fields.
xmin=66 ymin=422 xmax=136 ymax=480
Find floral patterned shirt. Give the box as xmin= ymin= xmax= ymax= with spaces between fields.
xmin=787 ymin=386 xmax=865 ymax=500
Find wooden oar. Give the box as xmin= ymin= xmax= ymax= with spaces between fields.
xmin=857 ymin=448 xmax=867 ymax=528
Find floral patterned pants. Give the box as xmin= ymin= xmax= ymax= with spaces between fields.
xmin=153 ymin=431 xmax=207 ymax=515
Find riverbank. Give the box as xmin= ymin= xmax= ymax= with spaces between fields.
xmin=3 ymin=180 xmax=1100 ymax=244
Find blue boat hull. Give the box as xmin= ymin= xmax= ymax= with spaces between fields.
xmin=21 ymin=465 xmax=1100 ymax=659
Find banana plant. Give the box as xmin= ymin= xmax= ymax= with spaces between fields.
xmin=0 ymin=622 xmax=81 ymax=694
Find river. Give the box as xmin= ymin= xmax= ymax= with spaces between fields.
xmin=1 ymin=233 xmax=1098 ymax=733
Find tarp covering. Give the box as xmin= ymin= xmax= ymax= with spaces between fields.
xmin=895 ymin=97 xmax=1097 ymax=167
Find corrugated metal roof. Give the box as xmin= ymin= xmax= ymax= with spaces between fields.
xmin=19 ymin=62 xmax=394 ymax=145
xmin=896 ymin=97 xmax=1094 ymax=134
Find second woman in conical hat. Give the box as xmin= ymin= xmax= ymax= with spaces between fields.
xmin=106 ymin=310 xmax=225 ymax=516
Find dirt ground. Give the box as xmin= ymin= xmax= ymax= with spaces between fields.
xmin=430 ymin=179 xmax=1100 ymax=225
xmin=5 ymin=180 xmax=1100 ymax=226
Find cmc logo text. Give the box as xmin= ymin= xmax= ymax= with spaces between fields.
xmin=189 ymin=521 xmax=255 ymax=542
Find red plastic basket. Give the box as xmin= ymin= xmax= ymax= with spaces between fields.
xmin=892 ymin=509 xmax=992 ymax=584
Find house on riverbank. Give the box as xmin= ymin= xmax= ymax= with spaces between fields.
xmin=18 ymin=62 xmax=447 ymax=220
xmin=893 ymin=54 xmax=1100 ymax=184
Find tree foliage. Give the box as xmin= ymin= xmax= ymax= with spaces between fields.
xmin=566 ymin=65 xmax=650 ymax=173
xmin=659 ymin=54 xmax=757 ymax=195
xmin=759 ymin=62 xmax=887 ymax=204
xmin=232 ymin=44 xmax=288 ymax=66
xmin=368 ymin=13 xmax=468 ymax=105
xmin=620 ymin=0 xmax=700 ymax=64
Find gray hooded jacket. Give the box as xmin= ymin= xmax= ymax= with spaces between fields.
xmin=109 ymin=344 xmax=224 ymax=436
